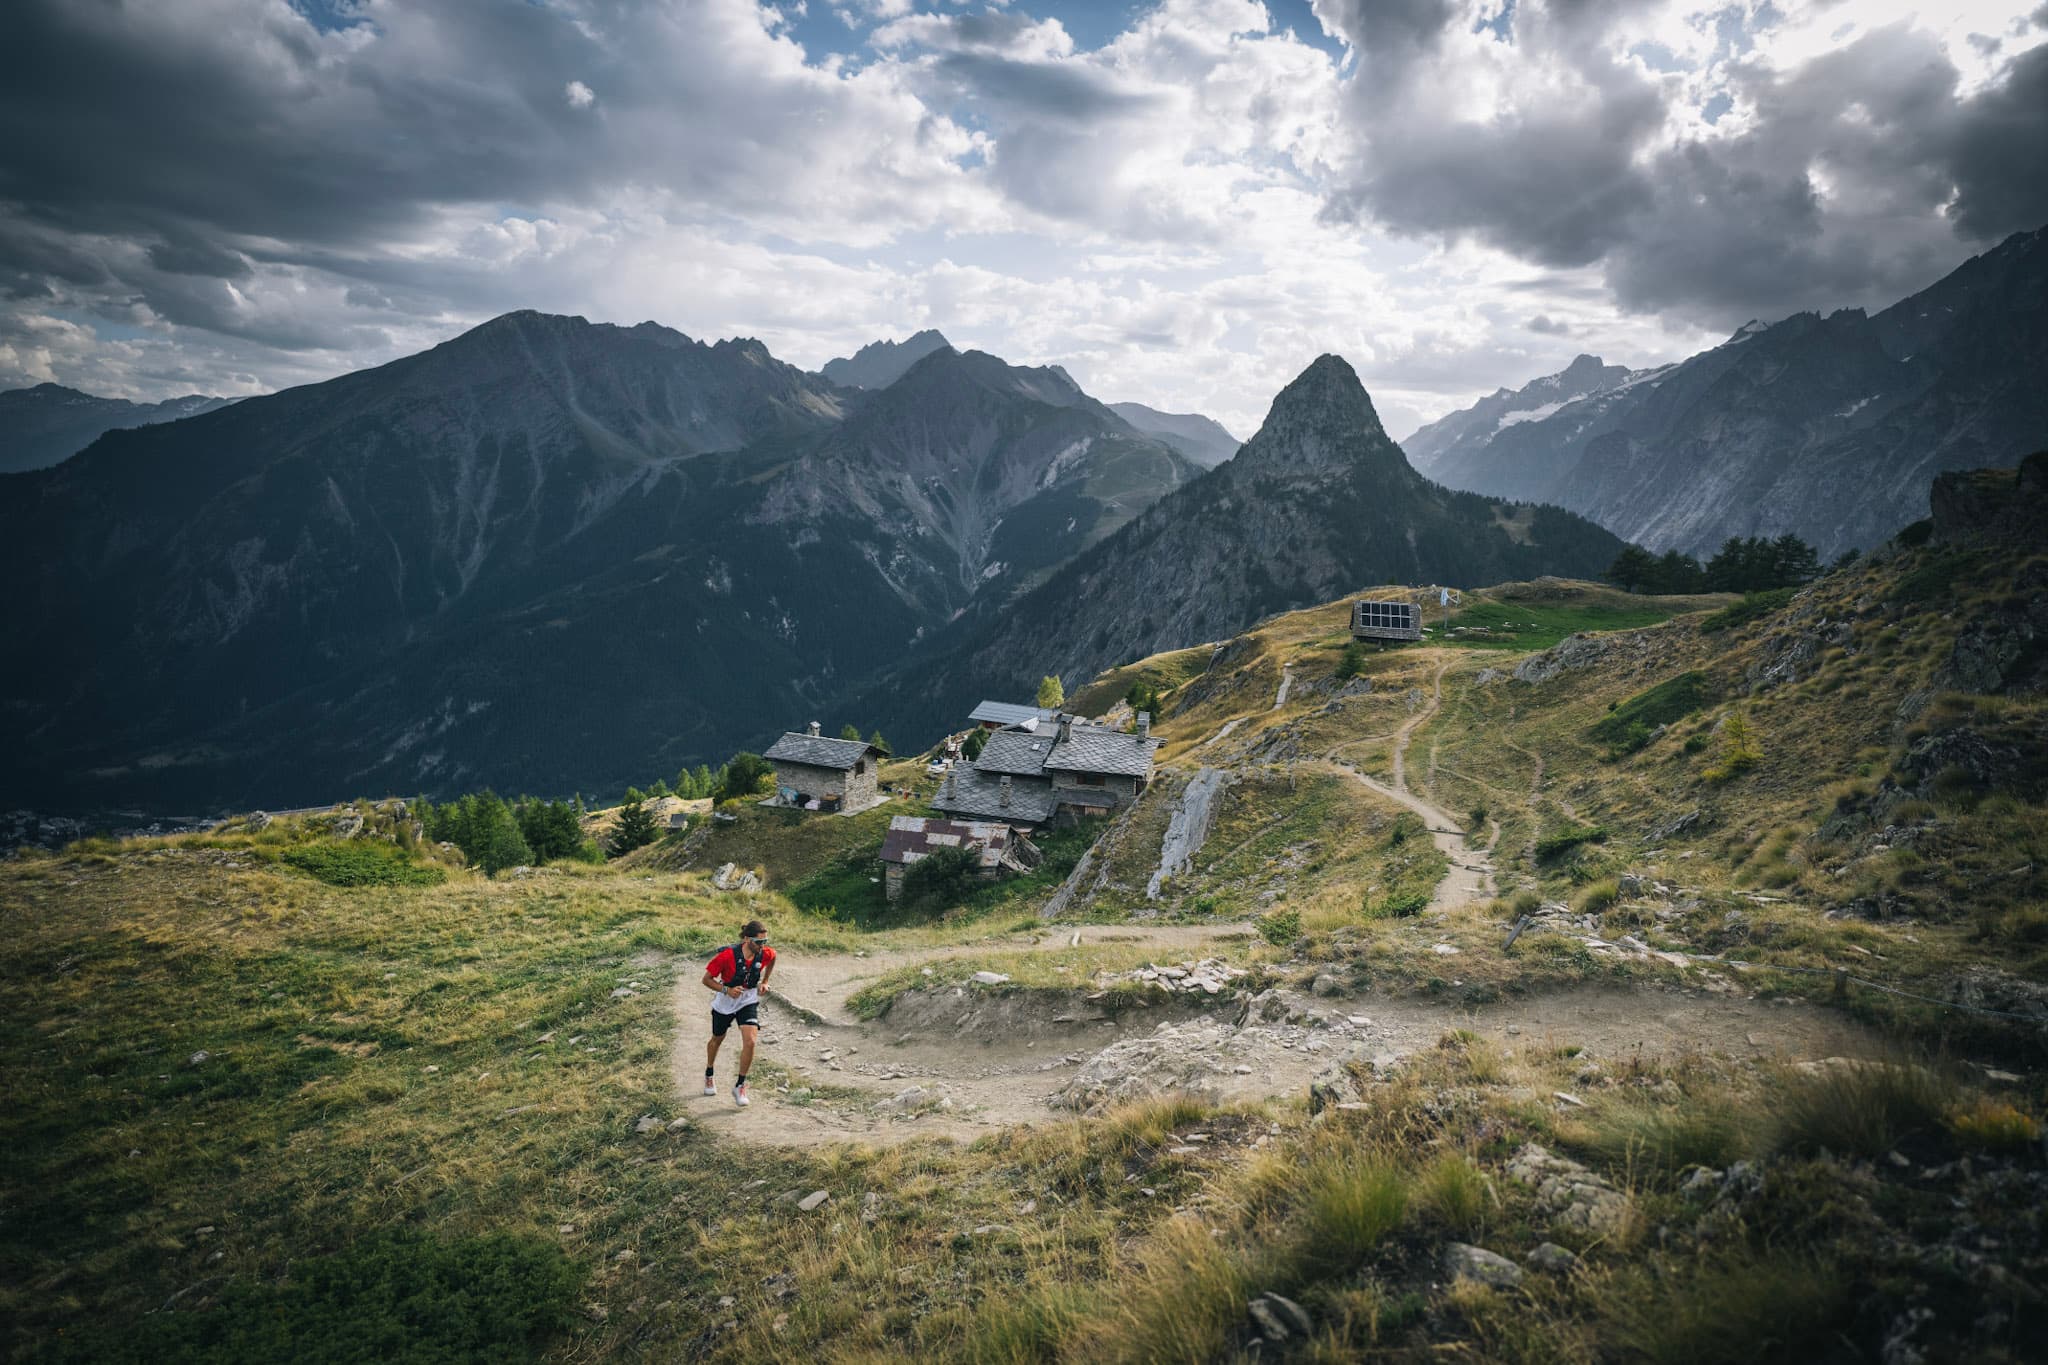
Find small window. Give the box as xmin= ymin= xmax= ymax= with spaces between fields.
xmin=855 ymin=759 xmax=866 ymax=776
xmin=1076 ymin=772 xmax=1105 ymax=786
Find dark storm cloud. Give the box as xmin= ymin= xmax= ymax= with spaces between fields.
xmin=1317 ymin=1 xmax=2048 ymax=326
xmin=0 ymin=0 xmax=978 ymax=364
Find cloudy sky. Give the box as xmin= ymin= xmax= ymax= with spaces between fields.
xmin=2 ymin=0 xmax=2044 ymax=438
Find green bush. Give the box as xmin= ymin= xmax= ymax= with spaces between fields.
xmin=1371 ymin=889 xmax=1430 ymax=918
xmin=1334 ymin=642 xmax=1369 ymax=682
xmin=718 ymin=752 xmax=775 ymax=804
xmin=1256 ymin=908 xmax=1302 ymax=945
xmin=281 ymin=841 xmax=445 ymax=888
xmin=1534 ymin=823 xmax=1606 ymax=861
xmin=43 ymin=1230 xmax=583 ymax=1364
xmin=1699 ymin=587 xmax=1796 ymax=634
xmin=897 ymin=844 xmax=980 ymax=917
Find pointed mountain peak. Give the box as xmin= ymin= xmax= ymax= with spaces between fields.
xmin=1234 ymin=354 xmax=1404 ymax=479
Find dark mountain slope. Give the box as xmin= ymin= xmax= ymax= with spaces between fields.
xmin=0 ymin=316 xmax=1198 ymax=812
xmin=865 ymin=354 xmax=1627 ymax=747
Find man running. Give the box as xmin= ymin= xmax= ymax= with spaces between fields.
xmin=702 ymin=919 xmax=775 ymax=1107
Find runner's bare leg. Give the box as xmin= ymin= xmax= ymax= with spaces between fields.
xmin=737 ymin=1024 xmax=758 ymax=1076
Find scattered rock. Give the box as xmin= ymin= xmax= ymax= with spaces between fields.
xmin=1444 ymin=1242 xmax=1524 ymax=1289
xmin=796 ymin=1190 xmax=829 ymax=1212
xmin=970 ymin=971 xmax=1011 ymax=986
xmin=610 ymin=987 xmax=637 ymax=1000
xmin=187 ymin=1050 xmax=209 ymax=1066
xmin=1525 ymin=1242 xmax=1579 ymax=1273
xmin=1247 ymin=1291 xmax=1314 ymax=1342
xmin=1432 ymin=943 xmax=1461 ymax=956
xmin=1506 ymin=1143 xmax=1629 ymax=1233
xmin=880 ymin=1086 xmax=928 ymax=1110
xmin=634 ymin=1114 xmax=664 ymax=1134
xmin=1311 ymin=973 xmax=1343 ymax=997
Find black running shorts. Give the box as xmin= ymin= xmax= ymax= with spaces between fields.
xmin=710 ymin=1003 xmax=760 ymax=1036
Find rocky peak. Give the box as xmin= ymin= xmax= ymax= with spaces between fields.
xmin=1232 ymin=354 xmax=1406 ymax=482
xmin=821 ymin=328 xmax=956 ymax=389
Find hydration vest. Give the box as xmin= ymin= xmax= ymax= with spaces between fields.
xmin=725 ymin=943 xmax=765 ymax=992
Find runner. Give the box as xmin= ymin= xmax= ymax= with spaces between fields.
xmin=702 ymin=919 xmax=775 ymax=1107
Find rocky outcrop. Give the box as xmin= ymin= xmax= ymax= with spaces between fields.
xmin=1505 ymin=1143 xmax=1630 ymax=1233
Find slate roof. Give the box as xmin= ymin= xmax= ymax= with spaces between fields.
xmin=930 ymin=768 xmax=1058 ymax=824
xmin=1043 ymin=723 xmax=1159 ymax=779
xmin=881 ymin=816 xmax=1016 ymax=868
xmin=969 ymin=701 xmax=1059 ymax=727
xmin=974 ymin=729 xmax=1057 ymax=777
xmin=763 ymin=733 xmax=883 ymax=770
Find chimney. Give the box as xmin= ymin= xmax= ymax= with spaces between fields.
xmin=1057 ymin=714 xmax=1073 ymax=744
xmin=807 ymin=720 xmax=821 ymax=737
xmin=999 ymin=775 xmax=1012 ymax=808
xmin=1137 ymin=711 xmax=1151 ymax=740
xmin=942 ymin=769 xmax=956 ymax=799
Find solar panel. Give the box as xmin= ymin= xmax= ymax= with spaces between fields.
xmin=1351 ymin=599 xmax=1422 ymax=641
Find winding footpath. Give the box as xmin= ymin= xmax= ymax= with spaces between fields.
xmin=1337 ymin=656 xmax=1495 ymax=910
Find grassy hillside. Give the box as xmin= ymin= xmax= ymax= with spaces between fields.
xmin=6 ymin=490 xmax=2045 ymax=1362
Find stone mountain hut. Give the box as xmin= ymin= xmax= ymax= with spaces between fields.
xmin=762 ymin=722 xmax=888 ymax=813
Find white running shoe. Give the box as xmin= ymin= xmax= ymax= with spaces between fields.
xmin=734 ymin=1081 xmax=750 ymax=1107
xmin=702 ymin=1078 xmax=717 ymax=1097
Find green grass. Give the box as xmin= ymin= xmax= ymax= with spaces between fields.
xmin=1589 ymin=670 xmax=1715 ymax=756
xmin=39 ymin=1230 xmax=583 ymax=1364
xmin=1698 ymin=587 xmax=1796 ymax=633
xmin=1439 ymin=597 xmax=1696 ymax=651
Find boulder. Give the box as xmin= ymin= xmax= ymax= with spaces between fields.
xmin=1525 ymin=1242 xmax=1580 ymax=1273
xmin=1444 ymin=1242 xmax=1524 ymax=1289
xmin=1246 ymin=1292 xmax=1312 ymax=1341
xmin=970 ymin=971 xmax=1011 ymax=985
xmin=1311 ymin=973 xmax=1344 ymax=997
xmin=796 ymin=1190 xmax=830 ymax=1212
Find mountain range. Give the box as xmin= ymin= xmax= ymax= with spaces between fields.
xmin=1403 ymin=224 xmax=2048 ymax=558
xmin=861 ymin=354 xmax=1627 ymax=744
xmin=819 ymin=329 xmax=953 ymax=389
xmin=0 ymin=383 xmax=234 ymax=474
xmin=0 ymin=314 xmax=1207 ymax=811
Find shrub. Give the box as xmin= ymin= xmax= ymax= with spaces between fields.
xmin=1371 ymin=889 xmax=1430 ymax=918
xmin=962 ymin=727 xmax=989 ymax=761
xmin=1535 ymin=823 xmax=1606 ymax=861
xmin=44 ymin=1230 xmax=583 ymax=1364
xmin=281 ymin=841 xmax=445 ymax=888
xmin=1335 ymin=642 xmax=1369 ymax=681
xmin=718 ymin=751 xmax=775 ymax=803
xmin=1948 ymin=1097 xmax=2041 ymax=1151
xmin=897 ymin=844 xmax=979 ymax=916
xmin=1256 ymin=908 xmax=1302 ymax=945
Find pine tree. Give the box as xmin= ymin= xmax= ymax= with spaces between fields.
xmin=718 ymin=752 xmax=774 ymax=804
xmin=607 ymin=794 xmax=659 ymax=857
xmin=1604 ymin=545 xmax=1657 ymax=593
xmin=840 ymin=723 xmax=862 ymax=741
xmin=469 ymin=792 xmax=533 ymax=874
xmin=869 ymin=730 xmax=889 ymax=753
xmin=1036 ymin=675 xmax=1064 ymax=708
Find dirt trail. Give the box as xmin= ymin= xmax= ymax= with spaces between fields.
xmin=674 ymin=944 xmax=1878 ymax=1149
xmin=1338 ymin=655 xmax=1494 ymax=910
xmin=1272 ymin=664 xmax=1295 ymax=709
